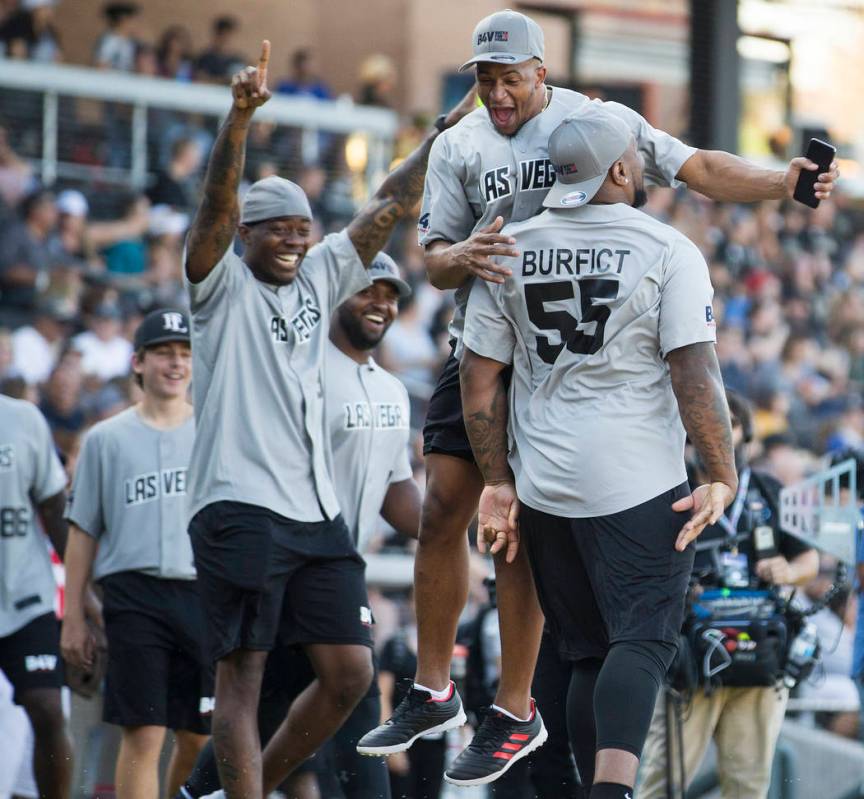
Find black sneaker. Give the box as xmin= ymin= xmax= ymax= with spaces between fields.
xmin=356 ymin=680 xmax=466 ymax=755
xmin=444 ymin=701 xmax=547 ymax=786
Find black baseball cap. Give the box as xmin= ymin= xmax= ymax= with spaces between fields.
xmin=133 ymin=309 xmax=190 ymax=350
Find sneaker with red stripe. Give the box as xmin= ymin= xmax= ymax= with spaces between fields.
xmin=444 ymin=700 xmax=547 ymax=786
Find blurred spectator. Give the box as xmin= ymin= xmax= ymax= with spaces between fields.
xmin=0 ymin=126 xmax=34 ymax=209
xmin=377 ymin=293 xmax=440 ymax=390
xmin=0 ymin=326 xmax=13 ymax=381
xmin=11 ymin=296 xmax=74 ymax=384
xmin=39 ymin=357 xmax=85 ymax=437
xmin=101 ymin=194 xmax=149 ymax=276
xmin=357 ymin=53 xmax=396 ymax=107
xmin=0 ymin=188 xmax=66 ymax=326
xmin=133 ymin=40 xmax=157 ymax=76
xmin=70 ymin=301 xmax=132 ymax=380
xmin=0 ymin=0 xmax=60 ymax=61
xmin=194 ymin=14 xmax=244 ymax=84
xmin=93 ymin=1 xmax=140 ymax=71
xmin=146 ymin=137 xmax=202 ymax=212
xmin=156 ymin=24 xmax=193 ymax=81
xmin=276 ymin=48 xmax=331 ymax=100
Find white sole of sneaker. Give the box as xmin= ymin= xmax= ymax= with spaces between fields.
xmin=356 ymin=708 xmax=468 ymax=756
xmin=442 ymin=721 xmax=549 ymax=786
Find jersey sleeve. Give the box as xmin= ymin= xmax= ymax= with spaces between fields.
xmin=463 ymin=279 xmax=515 ymax=365
xmin=658 ymin=236 xmax=717 ymax=358
xmin=418 ymin=132 xmax=475 ymax=247
xmin=65 ymin=428 xmax=104 ymax=538
xmin=315 ymin=230 xmax=373 ymax=312
xmin=183 ymin=243 xmax=244 ymax=313
xmin=602 ymin=101 xmax=696 ymax=189
xmin=28 ymin=407 xmax=66 ymax=503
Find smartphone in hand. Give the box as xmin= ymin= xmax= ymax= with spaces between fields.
xmin=793 ymin=138 xmax=836 ymax=208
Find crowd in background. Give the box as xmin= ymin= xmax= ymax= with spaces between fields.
xmin=0 ymin=0 xmax=863 ymax=793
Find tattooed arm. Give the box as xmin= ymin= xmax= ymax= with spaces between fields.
xmin=347 ymin=88 xmax=478 ymax=266
xmin=460 ymin=347 xmax=520 ymax=562
xmin=185 ymin=41 xmax=271 ymax=283
xmin=667 ymin=341 xmax=738 ymax=550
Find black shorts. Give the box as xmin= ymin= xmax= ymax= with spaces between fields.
xmin=0 ymin=612 xmax=63 ymax=702
xmin=101 ymin=571 xmax=213 ymax=732
xmin=520 ymin=482 xmax=695 ymax=662
xmin=189 ymin=501 xmax=373 ymax=663
xmin=422 ymin=348 xmax=475 ymax=462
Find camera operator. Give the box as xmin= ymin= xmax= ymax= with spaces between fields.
xmin=638 ymin=391 xmax=819 ymax=799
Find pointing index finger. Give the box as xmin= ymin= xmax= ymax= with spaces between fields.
xmin=257 ymin=40 xmax=271 ymax=86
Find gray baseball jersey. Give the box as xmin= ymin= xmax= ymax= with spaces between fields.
xmin=186 ymin=231 xmax=371 ymax=524
xmin=418 ymin=87 xmax=697 ymax=355
xmin=325 ymin=342 xmax=412 ymax=554
xmin=66 ymin=407 xmax=196 ymax=581
xmin=463 ymin=203 xmax=716 ymax=518
xmin=0 ymin=396 xmax=66 ymax=637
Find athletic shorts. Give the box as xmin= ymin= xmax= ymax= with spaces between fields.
xmin=189 ymin=501 xmax=373 ymax=663
xmin=520 ymin=482 xmax=695 ymax=662
xmin=0 ymin=613 xmax=63 ymax=702
xmin=100 ymin=571 xmax=213 ymax=732
xmin=423 ymin=344 xmax=513 ymax=462
xmin=422 ymin=348 xmax=475 ymax=462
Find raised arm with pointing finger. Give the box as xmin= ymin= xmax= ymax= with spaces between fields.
xmin=186 ymin=40 xmax=478 ymax=285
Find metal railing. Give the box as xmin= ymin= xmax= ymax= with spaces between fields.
xmin=0 ymin=58 xmax=398 ymax=194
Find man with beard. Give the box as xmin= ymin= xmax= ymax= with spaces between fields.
xmin=358 ymin=9 xmax=838 ymax=785
xmin=458 ymin=108 xmax=737 ymax=799
xmin=176 ymin=254 xmax=419 ymax=799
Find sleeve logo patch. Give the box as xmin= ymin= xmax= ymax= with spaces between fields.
xmin=705 ymin=306 xmax=715 ymax=326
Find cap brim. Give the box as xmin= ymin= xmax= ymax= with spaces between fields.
xmin=372 ymin=275 xmax=412 ymax=299
xmin=542 ymin=173 xmax=606 ymax=209
xmin=458 ymin=52 xmax=537 ymax=72
xmin=139 ymin=334 xmax=191 ymax=349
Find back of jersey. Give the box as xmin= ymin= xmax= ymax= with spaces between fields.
xmin=463 ymin=203 xmax=716 ymax=518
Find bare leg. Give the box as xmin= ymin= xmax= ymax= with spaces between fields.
xmin=212 ymin=649 xmax=268 ymax=799
xmin=492 ymin=545 xmax=544 ymax=718
xmin=19 ymin=688 xmax=72 ymax=799
xmin=114 ymin=725 xmax=165 ymax=799
xmin=262 ymin=644 xmax=373 ymax=794
xmin=414 ymin=453 xmax=484 ymax=691
xmin=166 ymin=730 xmax=210 ymax=798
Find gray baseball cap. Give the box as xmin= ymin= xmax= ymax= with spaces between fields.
xmin=368 ymin=252 xmax=411 ymax=299
xmin=241 ymin=176 xmax=313 ymax=224
xmin=543 ymin=107 xmax=633 ymax=209
xmin=459 ymin=9 xmax=544 ymax=72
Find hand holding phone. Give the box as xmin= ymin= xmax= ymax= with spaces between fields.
xmin=793 ymin=138 xmax=836 ymax=208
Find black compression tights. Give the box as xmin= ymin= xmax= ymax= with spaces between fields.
xmin=566 ymin=640 xmax=676 ymax=789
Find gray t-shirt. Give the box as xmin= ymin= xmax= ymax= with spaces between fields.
xmin=325 ymin=342 xmax=412 ymax=554
xmin=66 ymin=407 xmax=196 ymax=581
xmin=0 ymin=396 xmax=66 ymax=636
xmin=418 ymin=87 xmax=697 ymax=355
xmin=186 ymin=231 xmax=372 ymax=523
xmin=463 ymin=203 xmax=716 ymax=518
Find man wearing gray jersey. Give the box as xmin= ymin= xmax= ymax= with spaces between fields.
xmin=177 ymin=253 xmax=420 ymax=799
xmin=0 ymin=395 xmax=72 ymax=799
xmin=459 ymin=107 xmax=737 ymax=799
xmin=358 ymin=6 xmax=839 ymax=784
xmin=62 ymin=309 xmax=210 ymax=799
xmin=183 ymin=41 xmax=473 ymax=799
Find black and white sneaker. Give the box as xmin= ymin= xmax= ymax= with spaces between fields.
xmin=444 ymin=701 xmax=547 ymax=786
xmin=356 ymin=680 xmax=466 ymax=756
